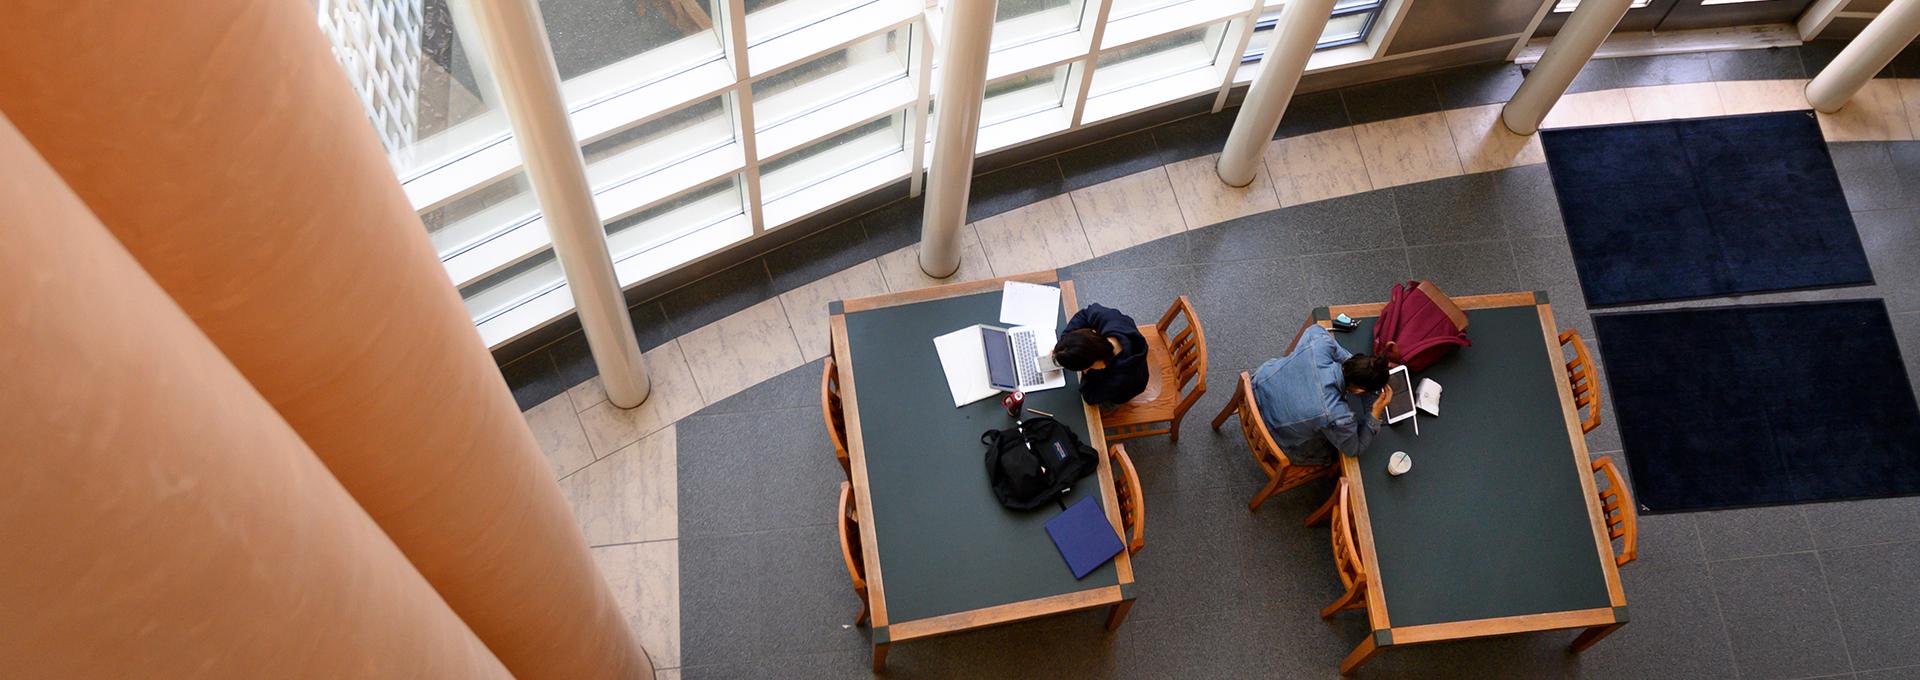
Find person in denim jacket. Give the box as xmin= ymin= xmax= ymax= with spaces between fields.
xmin=1249 ymin=325 xmax=1394 ymax=466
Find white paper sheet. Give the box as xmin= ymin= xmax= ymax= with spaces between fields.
xmin=999 ymin=281 xmax=1061 ymax=330
xmin=933 ymin=326 xmax=999 ymax=407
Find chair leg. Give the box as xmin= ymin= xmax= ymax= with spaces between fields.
xmin=1321 ymin=586 xmax=1364 ymax=619
xmin=1210 ymin=390 xmax=1241 ymax=430
xmin=1248 ymin=471 xmax=1285 ymax=511
xmin=1304 ymin=489 xmax=1338 ymax=527
xmin=1168 ymin=412 xmax=1186 ymax=445
xmin=855 ymin=598 xmax=869 ymax=626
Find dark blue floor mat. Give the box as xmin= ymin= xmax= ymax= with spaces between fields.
xmin=1594 ymin=300 xmax=1920 ymax=512
xmin=1542 ymin=111 xmax=1874 ymax=306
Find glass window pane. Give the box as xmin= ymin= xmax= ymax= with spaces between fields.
xmin=541 ymin=0 xmax=723 ymax=88
xmin=982 ymin=65 xmax=1070 ymax=127
xmin=1090 ymin=27 xmax=1214 ymax=96
xmin=1107 ymin=0 xmax=1186 ymax=22
xmin=584 ymin=95 xmax=736 ymax=186
xmin=746 ymin=0 xmax=876 ymax=45
xmin=460 ymin=250 xmax=564 ymax=324
xmin=1318 ymin=11 xmax=1372 ymax=46
xmin=759 ymin=112 xmax=905 ymax=202
xmin=752 ymin=29 xmax=911 ymax=131
xmin=606 ymin=177 xmax=745 ymax=256
xmin=320 ymin=0 xmax=512 ymax=178
xmin=1553 ymin=0 xmax=1652 ymax=11
xmin=990 ymin=0 xmax=1088 ymax=49
xmin=421 ymin=172 xmax=539 ymax=256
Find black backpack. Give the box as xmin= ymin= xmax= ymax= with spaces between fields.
xmin=982 ymin=416 xmax=1099 ymax=510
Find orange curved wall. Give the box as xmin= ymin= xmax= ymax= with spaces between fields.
xmin=0 ymin=115 xmax=512 ymax=680
xmin=0 ymin=2 xmax=649 ymax=678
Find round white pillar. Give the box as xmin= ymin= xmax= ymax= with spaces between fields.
xmin=1501 ymin=0 xmax=1635 ymax=136
xmin=1806 ymin=0 xmax=1920 ymax=112
xmin=919 ymin=0 xmax=998 ymax=278
xmin=466 ymin=0 xmax=651 ymax=407
xmin=1216 ymin=0 xmax=1337 ymax=188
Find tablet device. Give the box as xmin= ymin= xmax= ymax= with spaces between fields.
xmin=1384 ymin=364 xmax=1416 ymax=424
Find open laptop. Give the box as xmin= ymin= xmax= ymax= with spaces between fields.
xmin=978 ymin=324 xmax=1061 ymax=392
xmin=932 ymin=324 xmax=1066 ymax=407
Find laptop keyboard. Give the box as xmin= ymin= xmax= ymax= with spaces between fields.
xmin=1012 ymin=331 xmax=1041 ymax=386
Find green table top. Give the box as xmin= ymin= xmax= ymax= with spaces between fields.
xmin=842 ymin=289 xmax=1119 ymax=625
xmin=1330 ymin=305 xmax=1613 ymax=630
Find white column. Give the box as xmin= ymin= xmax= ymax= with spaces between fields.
xmin=919 ymin=0 xmax=998 ymax=278
xmin=1216 ymin=0 xmax=1335 ymax=188
xmin=1806 ymin=0 xmax=1920 ymax=112
xmin=464 ymin=0 xmax=651 ymax=407
xmin=1501 ymin=0 xmax=1634 ymax=136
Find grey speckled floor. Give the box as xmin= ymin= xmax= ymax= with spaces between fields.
xmin=668 ymin=143 xmax=1920 ymax=678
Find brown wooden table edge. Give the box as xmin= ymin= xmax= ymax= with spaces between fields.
xmin=1385 ymin=607 xmax=1623 ymax=645
xmin=1062 ymin=279 xmax=1136 ymax=588
xmin=885 ymin=584 xmax=1132 ymax=642
xmin=1534 ymin=303 xmax=1630 ymax=609
xmin=840 ymin=269 xmax=1061 ymax=314
xmin=829 ymin=313 xmax=891 ymax=629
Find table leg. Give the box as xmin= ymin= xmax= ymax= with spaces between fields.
xmin=1570 ymin=622 xmax=1625 ymax=653
xmin=872 ymin=642 xmax=890 ymax=672
xmin=1339 ymin=635 xmax=1382 ymax=675
xmin=1105 ymin=600 xmax=1135 ymax=631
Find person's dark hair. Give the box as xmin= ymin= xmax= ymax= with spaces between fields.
xmin=1052 ymin=328 xmax=1114 ymax=371
xmin=1342 ymin=354 xmax=1390 ymax=392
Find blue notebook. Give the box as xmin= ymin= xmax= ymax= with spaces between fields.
xmin=1044 ymin=496 xmax=1125 ymax=579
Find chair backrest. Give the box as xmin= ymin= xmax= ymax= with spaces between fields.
xmin=1109 ymin=444 xmax=1145 ymax=555
xmin=1591 ymin=456 xmax=1638 ymax=567
xmin=837 ymin=481 xmax=866 ymax=592
xmin=1329 ymin=478 xmax=1366 ymax=587
xmin=1234 ymin=371 xmax=1298 ymax=472
xmin=823 ymin=357 xmax=849 ymax=476
xmin=1155 ymin=295 xmax=1209 ymax=414
xmin=1559 ymin=329 xmax=1602 ymax=434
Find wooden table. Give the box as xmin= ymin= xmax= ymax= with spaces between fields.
xmin=1293 ymin=292 xmax=1629 ymax=674
xmin=828 ymin=270 xmax=1136 ymax=671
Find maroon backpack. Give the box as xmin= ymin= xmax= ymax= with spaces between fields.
xmin=1372 ymin=280 xmax=1470 ymax=371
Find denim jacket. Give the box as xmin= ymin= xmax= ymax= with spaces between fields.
xmin=1249 ymin=325 xmax=1380 ymax=466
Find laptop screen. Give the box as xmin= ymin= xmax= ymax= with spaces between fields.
xmin=979 ymin=326 xmax=1016 ymax=390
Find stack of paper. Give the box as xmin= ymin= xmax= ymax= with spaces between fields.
xmin=999 ymin=281 xmax=1061 ymax=329
xmin=934 ymin=327 xmax=999 ymax=407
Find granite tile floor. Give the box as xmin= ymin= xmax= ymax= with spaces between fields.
xmin=519 ymin=64 xmax=1920 ymax=677
xmin=663 ymin=149 xmax=1920 ymax=678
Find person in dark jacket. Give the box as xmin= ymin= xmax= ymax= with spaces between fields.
xmin=1051 ymin=303 xmax=1150 ymax=408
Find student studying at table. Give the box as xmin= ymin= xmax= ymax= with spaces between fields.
xmin=1250 ymin=325 xmax=1394 ymax=466
xmin=1051 ymin=304 xmax=1149 ymax=409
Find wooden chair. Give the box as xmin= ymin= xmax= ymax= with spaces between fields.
xmin=1307 ymin=479 xmax=1369 ymax=619
xmin=1104 ymin=296 xmax=1209 ymax=444
xmin=1109 ymin=444 xmax=1146 ymax=555
xmin=836 ymin=481 xmax=870 ymax=625
xmin=823 ymin=356 xmax=849 ymax=478
xmin=1210 ymin=371 xmax=1338 ymax=511
xmin=1560 ymin=329 xmax=1603 ymax=435
xmin=1592 ymin=456 xmax=1638 ymax=567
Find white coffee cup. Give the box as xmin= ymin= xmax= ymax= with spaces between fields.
xmin=1387 ymin=451 xmax=1412 ymax=476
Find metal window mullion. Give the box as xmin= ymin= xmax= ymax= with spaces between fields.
xmin=907 ymin=17 xmax=935 ymax=196
xmin=1069 ymin=0 xmax=1117 ymax=126
xmin=1211 ymin=0 xmax=1266 ymax=112
xmin=720 ymin=0 xmax=766 ymax=234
